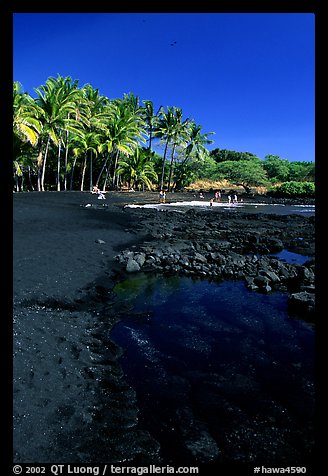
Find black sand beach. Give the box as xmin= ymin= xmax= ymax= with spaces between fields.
xmin=13 ymin=191 xmax=316 ymax=467
xmin=13 ymin=191 xmax=162 ymax=463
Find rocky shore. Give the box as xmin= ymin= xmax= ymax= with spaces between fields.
xmin=116 ymin=207 xmax=315 ymax=321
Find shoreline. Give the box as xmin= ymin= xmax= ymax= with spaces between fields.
xmin=13 ymin=190 xmax=315 ymax=314
xmin=13 ymin=191 xmax=316 ymax=463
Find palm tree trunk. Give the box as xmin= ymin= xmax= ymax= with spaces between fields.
xmin=181 ymin=152 xmax=192 ymax=167
xmin=103 ymin=165 xmax=111 ymax=191
xmin=160 ymin=140 xmax=169 ymax=190
xmin=37 ymin=141 xmax=43 ymax=191
xmin=64 ymin=129 xmax=69 ymax=191
xmin=148 ymin=130 xmax=153 ymax=153
xmin=28 ymin=166 xmax=35 ymax=191
xmin=57 ymin=140 xmax=61 ymax=191
xmin=89 ymin=150 xmax=93 ymax=192
xmin=41 ymin=135 xmax=50 ymax=192
xmin=112 ymin=150 xmax=120 ymax=190
xmin=167 ymin=144 xmax=177 ymax=192
xmin=70 ymin=156 xmax=78 ymax=191
xmin=96 ymin=154 xmax=109 ymax=187
xmin=14 ymin=174 xmax=19 ymax=192
xmin=80 ymin=155 xmax=87 ymax=191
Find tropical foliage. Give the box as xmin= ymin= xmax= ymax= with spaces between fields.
xmin=269 ymin=181 xmax=315 ymax=197
xmin=13 ymin=75 xmax=315 ymax=195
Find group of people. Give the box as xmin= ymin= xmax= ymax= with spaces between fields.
xmin=92 ymin=187 xmax=241 ymax=206
xmin=201 ymin=190 xmax=239 ymax=207
xmin=227 ymin=193 xmax=238 ymax=204
xmin=159 ymin=189 xmax=241 ymax=207
xmin=199 ymin=190 xmax=239 ymax=203
xmin=209 ymin=192 xmax=241 ymax=207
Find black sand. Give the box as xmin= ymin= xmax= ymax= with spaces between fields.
xmin=13 ymin=191 xmax=163 ymax=463
xmin=13 ymin=191 xmax=316 ymax=465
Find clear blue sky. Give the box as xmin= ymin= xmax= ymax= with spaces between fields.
xmin=13 ymin=12 xmax=315 ymax=162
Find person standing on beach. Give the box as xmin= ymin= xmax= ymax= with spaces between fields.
xmin=228 ymin=195 xmax=231 ymax=204
xmin=215 ymin=191 xmax=221 ymax=202
xmin=92 ymin=185 xmax=106 ymax=199
xmin=159 ymin=190 xmax=166 ymax=203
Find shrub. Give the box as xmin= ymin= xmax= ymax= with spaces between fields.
xmin=269 ymin=181 xmax=315 ymax=197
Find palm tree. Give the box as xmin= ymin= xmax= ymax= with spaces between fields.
xmin=155 ymin=106 xmax=189 ymax=191
xmin=120 ymin=92 xmax=142 ymax=115
xmin=13 ymin=82 xmax=42 ymax=147
xmin=34 ymin=75 xmax=84 ymax=191
xmin=155 ymin=107 xmax=176 ymax=190
xmin=100 ymin=100 xmax=146 ymax=190
xmin=182 ymin=122 xmax=215 ymax=166
xmin=54 ymin=76 xmax=88 ymax=191
xmin=72 ymin=131 xmax=102 ymax=191
xmin=171 ymin=123 xmax=214 ymax=190
xmin=167 ymin=108 xmax=190 ymax=192
xmin=54 ymin=75 xmax=86 ymax=190
xmin=141 ymin=100 xmax=162 ymax=154
xmin=81 ymin=84 xmax=110 ymax=191
xmin=117 ymin=147 xmax=158 ymax=191
xmin=13 ymin=83 xmax=43 ymax=191
xmin=13 ymin=74 xmax=218 ymax=193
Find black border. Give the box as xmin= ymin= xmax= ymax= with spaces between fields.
xmin=4 ymin=2 xmax=322 ymax=474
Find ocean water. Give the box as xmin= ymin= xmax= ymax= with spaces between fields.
xmin=125 ymin=201 xmax=315 ymax=216
xmin=110 ymin=274 xmax=315 ymax=465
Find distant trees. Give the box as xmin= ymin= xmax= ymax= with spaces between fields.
xmin=215 ymin=159 xmax=269 ymax=193
xmin=205 ymin=149 xmax=315 ymax=193
xmin=288 ymin=161 xmax=315 ymax=182
xmin=13 ymin=76 xmax=315 ymax=195
xmin=263 ymin=155 xmax=315 ymax=183
xmin=262 ymin=155 xmax=290 ymax=182
xmin=210 ymin=148 xmax=259 ymax=163
xmin=269 ymin=181 xmax=315 ymax=197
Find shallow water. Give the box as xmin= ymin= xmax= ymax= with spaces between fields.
xmin=271 ymin=249 xmax=312 ymax=265
xmin=125 ymin=201 xmax=315 ymax=216
xmin=110 ymin=275 xmax=315 ymax=465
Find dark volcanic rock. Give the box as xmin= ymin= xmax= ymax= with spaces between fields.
xmin=116 ymin=208 xmax=315 ymax=322
xmin=288 ymin=291 xmax=315 ymax=318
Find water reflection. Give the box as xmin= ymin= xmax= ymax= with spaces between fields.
xmin=271 ymin=249 xmax=311 ymax=265
xmin=111 ymin=275 xmax=315 ymax=465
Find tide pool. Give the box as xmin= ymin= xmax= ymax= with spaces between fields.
xmin=110 ymin=274 xmax=315 ymax=465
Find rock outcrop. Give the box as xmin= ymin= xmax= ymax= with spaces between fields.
xmin=116 ymin=208 xmax=315 ymax=321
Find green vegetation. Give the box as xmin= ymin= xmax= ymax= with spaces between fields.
xmin=13 ymin=75 xmax=315 ymax=197
xmin=268 ymin=181 xmax=315 ymax=198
